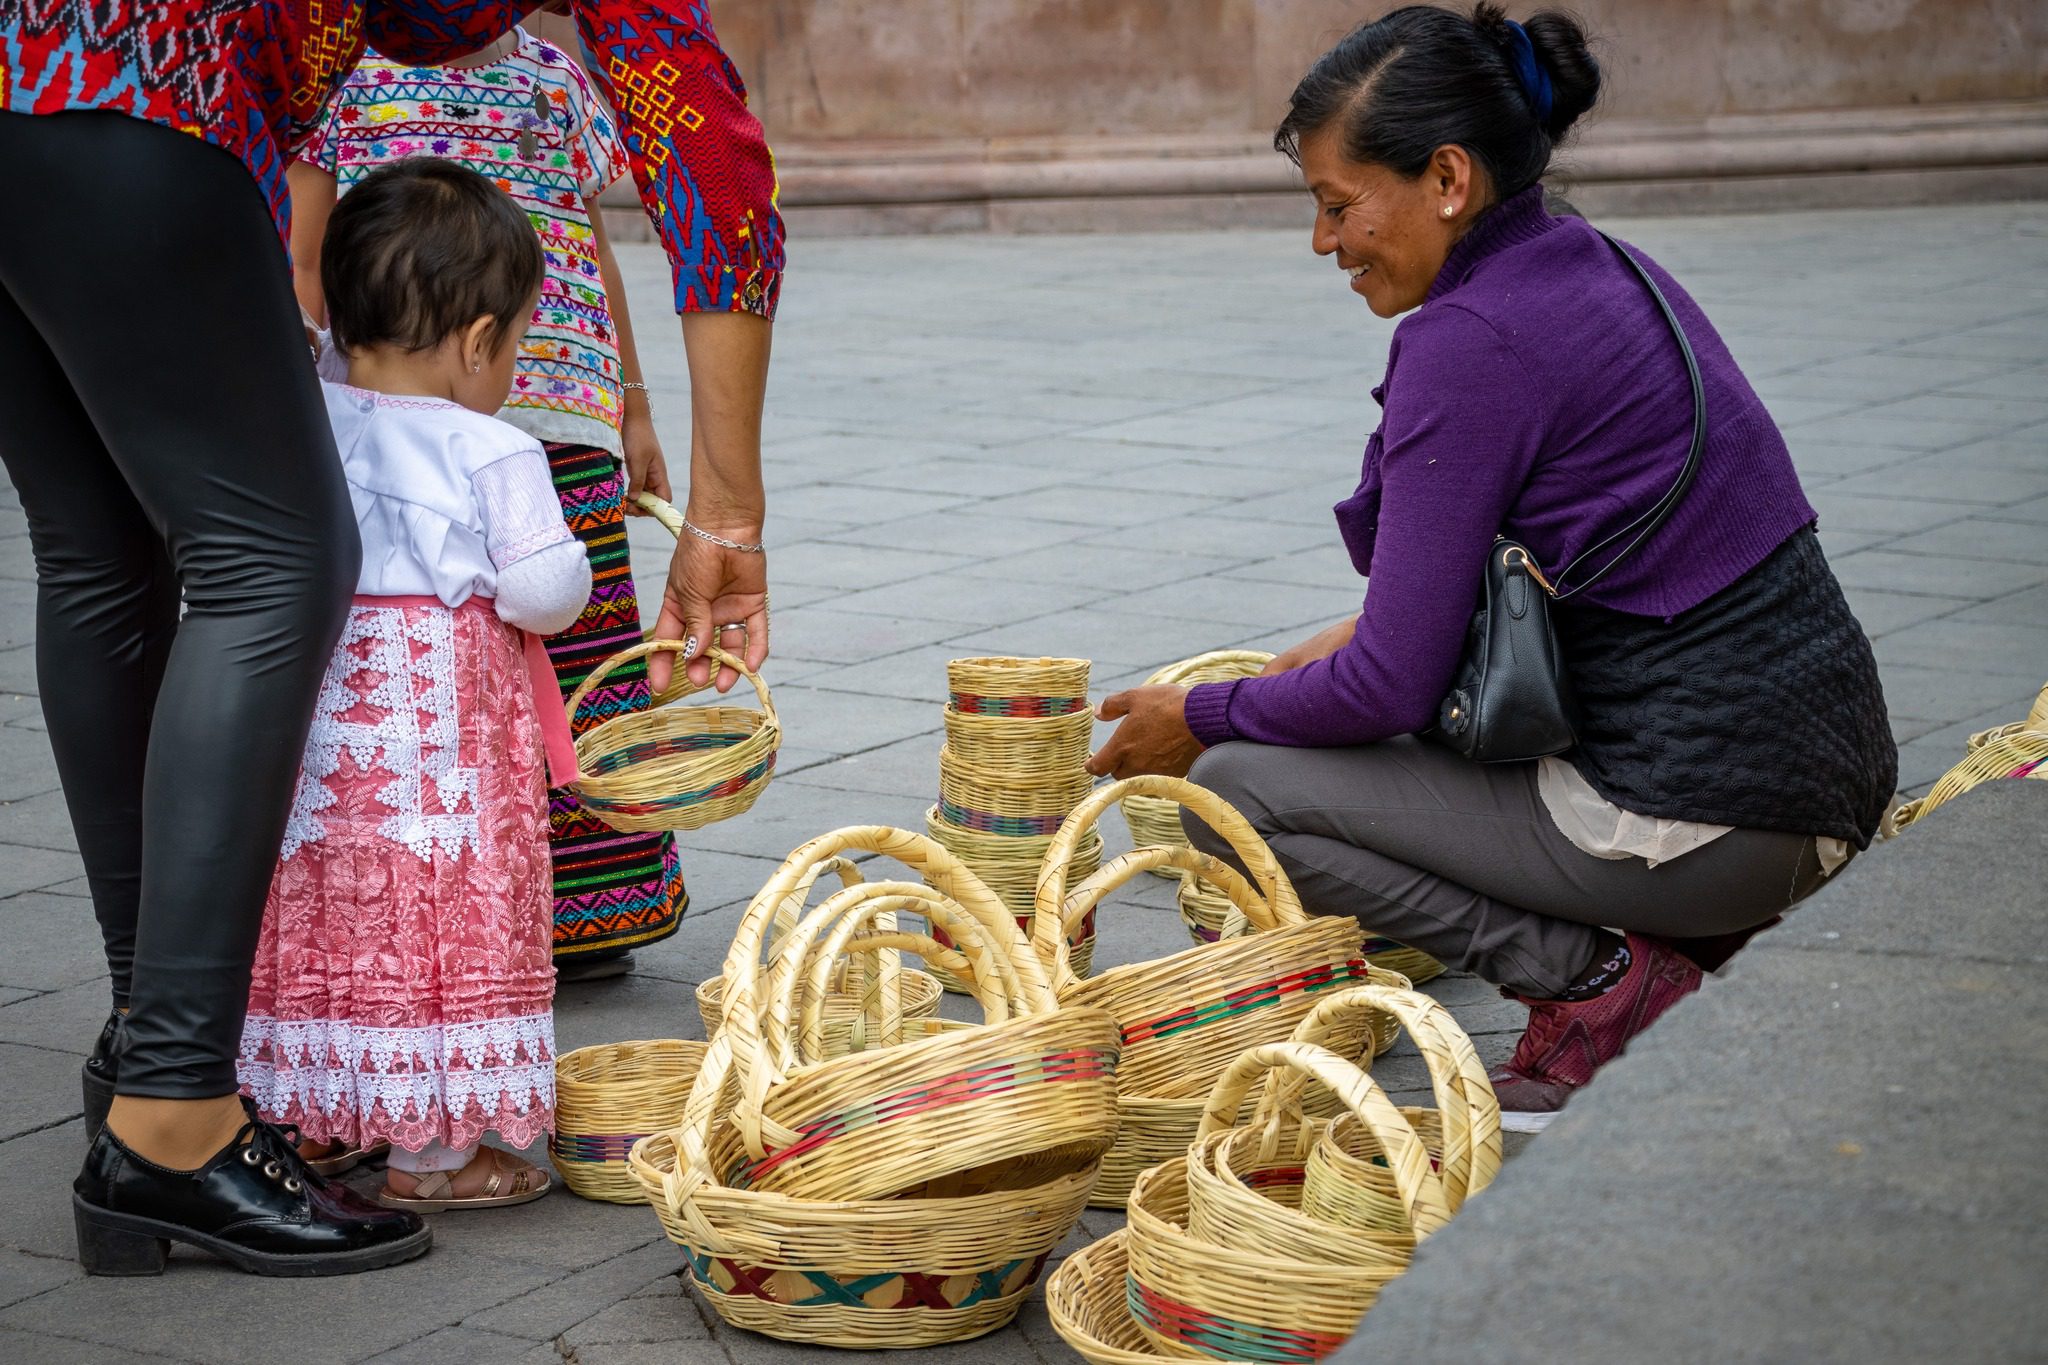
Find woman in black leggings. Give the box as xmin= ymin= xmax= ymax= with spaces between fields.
xmin=0 ymin=112 xmax=434 ymax=1273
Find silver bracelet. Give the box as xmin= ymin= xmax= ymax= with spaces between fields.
xmin=621 ymin=381 xmax=651 ymax=415
xmin=680 ymin=518 xmax=766 ymax=554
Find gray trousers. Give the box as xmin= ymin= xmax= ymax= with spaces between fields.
xmin=1183 ymin=737 xmax=1833 ymax=998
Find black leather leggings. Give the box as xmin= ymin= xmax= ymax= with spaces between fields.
xmin=0 ymin=112 xmax=358 ymax=1097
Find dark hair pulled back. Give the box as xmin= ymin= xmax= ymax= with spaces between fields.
xmin=323 ymin=158 xmax=545 ymax=356
xmin=1275 ymin=3 xmax=1600 ymax=202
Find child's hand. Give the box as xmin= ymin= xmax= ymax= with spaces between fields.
xmin=621 ymin=407 xmax=672 ymax=511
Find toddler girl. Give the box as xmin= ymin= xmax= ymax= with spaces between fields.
xmin=240 ymin=159 xmax=591 ymax=1210
xmin=288 ymin=23 xmax=687 ymax=982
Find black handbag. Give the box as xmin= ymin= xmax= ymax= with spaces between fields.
xmin=1432 ymin=230 xmax=1706 ymax=763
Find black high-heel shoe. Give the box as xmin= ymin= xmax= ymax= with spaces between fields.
xmin=73 ymin=1099 xmax=431 ymax=1277
xmin=81 ymin=1010 xmax=120 ymax=1141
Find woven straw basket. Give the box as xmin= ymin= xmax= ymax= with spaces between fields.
xmin=566 ymin=639 xmax=777 ymax=833
xmin=632 ymin=1037 xmax=1095 ymax=1349
xmin=551 ymin=1039 xmax=707 ymax=1203
xmin=947 ymin=656 xmax=1091 ymax=716
xmin=924 ymin=807 xmax=1101 ymax=986
xmin=1217 ymin=986 xmax=1500 ymax=1245
xmin=943 ymin=705 xmax=1093 ymax=773
xmin=708 ymin=827 xmax=1121 ymax=1203
xmin=694 ymin=857 xmax=945 ymax=1057
xmin=1120 ymin=651 xmax=1274 ymax=872
xmin=1033 ymin=776 xmax=1374 ymax=1207
xmin=1178 ymin=874 xmax=1446 ymax=988
xmin=1894 ymin=683 xmax=2048 ymax=830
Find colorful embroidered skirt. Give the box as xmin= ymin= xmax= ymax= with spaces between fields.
xmin=240 ymin=597 xmax=556 ymax=1153
xmin=542 ymin=443 xmax=687 ymax=959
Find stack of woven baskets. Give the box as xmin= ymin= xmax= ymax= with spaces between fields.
xmin=1047 ymin=982 xmax=1503 ymax=1363
xmin=629 ymin=827 xmax=1122 ymax=1348
xmin=926 ymin=656 xmax=1102 ymax=984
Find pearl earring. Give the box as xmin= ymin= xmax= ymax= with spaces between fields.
xmin=1443 ymin=205 xmax=1454 ymax=217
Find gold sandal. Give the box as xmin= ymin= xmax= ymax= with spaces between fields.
xmin=375 ymin=1148 xmax=552 ymax=1212
xmin=301 ymin=1140 xmax=391 ymax=1178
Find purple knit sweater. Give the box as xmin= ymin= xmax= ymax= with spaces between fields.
xmin=1185 ymin=185 xmax=1817 ymax=749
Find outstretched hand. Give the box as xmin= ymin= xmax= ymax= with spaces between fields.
xmin=1086 ymin=685 xmax=1202 ymax=781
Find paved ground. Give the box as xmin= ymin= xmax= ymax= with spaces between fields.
xmin=0 ymin=199 xmax=2042 ymax=1363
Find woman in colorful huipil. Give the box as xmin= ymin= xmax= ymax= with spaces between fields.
xmin=290 ymin=24 xmax=687 ymax=981
xmin=0 ymin=1 xmax=779 ymax=1277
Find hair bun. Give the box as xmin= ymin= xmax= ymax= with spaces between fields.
xmin=1518 ymin=10 xmax=1601 ymax=139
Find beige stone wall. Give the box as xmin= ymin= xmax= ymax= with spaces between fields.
xmin=712 ymin=0 xmax=2044 ymax=136
xmin=602 ymin=2 xmax=2048 ymax=233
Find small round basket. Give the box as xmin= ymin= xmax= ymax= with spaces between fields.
xmin=924 ymin=807 xmax=1101 ymax=985
xmin=942 ymin=705 xmax=1093 ymax=772
xmin=946 ymin=656 xmax=1090 ymax=716
xmin=938 ymin=745 xmax=1092 ymax=831
xmin=1121 ymin=650 xmax=1273 ymax=873
xmin=551 ymin=1039 xmax=708 ymax=1203
xmin=567 ymin=640 xmax=778 ymax=833
xmin=1047 ymin=1227 xmax=1246 ymax=1365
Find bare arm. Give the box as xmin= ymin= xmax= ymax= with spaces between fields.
xmin=287 ymin=161 xmax=339 ymax=329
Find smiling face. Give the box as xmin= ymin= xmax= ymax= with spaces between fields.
xmin=1300 ymin=125 xmax=1485 ymax=318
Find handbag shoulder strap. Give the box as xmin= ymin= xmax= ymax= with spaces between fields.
xmin=1546 ymin=228 xmax=1706 ymax=601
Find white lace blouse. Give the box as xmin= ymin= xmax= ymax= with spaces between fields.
xmin=324 ymin=382 xmax=590 ymax=635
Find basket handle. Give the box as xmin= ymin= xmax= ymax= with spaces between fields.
xmin=762 ymin=856 xmax=865 ymax=992
xmin=564 ymin=640 xmax=774 ymax=731
xmin=1038 ymin=845 xmax=1274 ymax=987
xmin=1274 ymin=985 xmax=1501 ymax=1211
xmin=1198 ymin=1040 xmax=1449 ymax=1241
xmin=635 ymin=492 xmax=686 ymax=536
xmin=1032 ymin=776 xmax=1299 ymax=986
xmin=767 ymin=882 xmax=1021 ymax=1063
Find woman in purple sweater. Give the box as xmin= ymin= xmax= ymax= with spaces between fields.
xmin=1090 ymin=4 xmax=1895 ymax=1131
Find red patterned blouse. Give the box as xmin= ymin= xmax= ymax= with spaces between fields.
xmin=0 ymin=1 xmax=782 ymax=318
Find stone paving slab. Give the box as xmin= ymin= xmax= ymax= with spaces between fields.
xmin=0 ymin=200 xmax=2040 ymax=1361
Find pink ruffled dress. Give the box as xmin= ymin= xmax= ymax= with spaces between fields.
xmin=239 ymin=384 xmax=591 ymax=1154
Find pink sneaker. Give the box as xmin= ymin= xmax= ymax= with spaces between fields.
xmin=1489 ymin=933 xmax=1703 ymax=1133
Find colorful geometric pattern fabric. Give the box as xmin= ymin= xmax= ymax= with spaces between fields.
xmin=542 ymin=442 xmax=685 ymax=959
xmin=308 ymin=33 xmax=632 ymax=452
xmin=686 ymin=1247 xmax=1052 ymax=1311
xmin=2 ymin=1 xmax=783 ymax=319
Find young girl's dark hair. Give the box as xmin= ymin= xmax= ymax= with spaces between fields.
xmin=322 ymin=158 xmax=545 ymax=355
xmin=1275 ymin=3 xmax=1600 ymax=203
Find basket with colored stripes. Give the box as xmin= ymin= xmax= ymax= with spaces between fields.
xmin=706 ymin=827 xmax=1121 ymax=1204
xmin=1121 ymin=650 xmax=1274 ymax=871
xmin=1114 ymin=1042 xmax=1448 ymax=1362
xmin=1179 ymin=875 xmax=1447 ymax=989
xmin=566 ymin=640 xmax=777 ymax=833
xmin=1033 ymin=776 xmax=1375 ymax=1207
xmin=1206 ymin=987 xmax=1499 ymax=1251
xmin=632 ymin=1035 xmax=1098 ymax=1348
xmin=938 ymin=746 xmax=1093 ymax=827
xmin=550 ymin=1039 xmax=708 ymax=1203
xmin=943 ymin=706 xmax=1094 ymax=773
xmin=924 ymin=807 xmax=1101 ymax=984
xmin=946 ymin=656 xmax=1091 ymax=717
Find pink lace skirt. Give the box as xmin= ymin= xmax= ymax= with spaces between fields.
xmin=239 ymin=597 xmax=557 ymax=1153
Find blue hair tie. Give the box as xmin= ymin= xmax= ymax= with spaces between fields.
xmin=1503 ymin=20 xmax=1554 ymax=124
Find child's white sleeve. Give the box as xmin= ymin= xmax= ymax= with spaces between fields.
xmin=474 ymin=449 xmax=592 ymax=636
